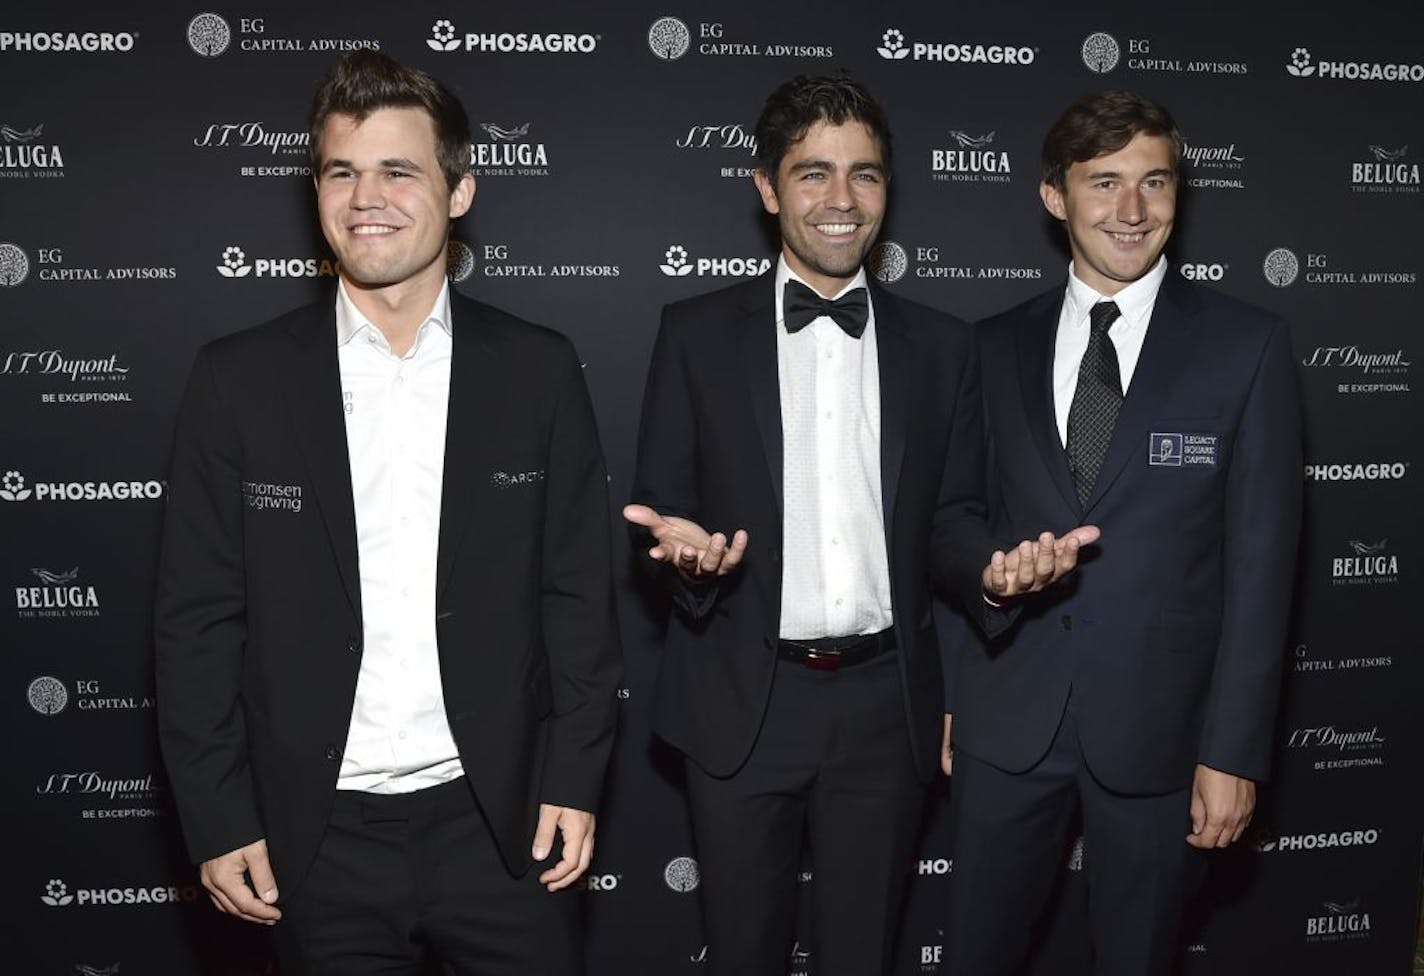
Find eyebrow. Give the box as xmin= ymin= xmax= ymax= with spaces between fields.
xmin=321 ymin=157 xmax=426 ymax=174
xmin=1082 ymin=166 xmax=1174 ymax=181
xmin=787 ymin=159 xmax=886 ymax=176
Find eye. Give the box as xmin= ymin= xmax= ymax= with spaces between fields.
xmin=853 ymin=171 xmax=882 ymax=184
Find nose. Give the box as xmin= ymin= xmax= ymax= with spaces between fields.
xmin=826 ymin=171 xmax=855 ymax=210
xmin=350 ymin=171 xmax=385 ymax=210
xmin=1116 ymin=185 xmax=1145 ymax=224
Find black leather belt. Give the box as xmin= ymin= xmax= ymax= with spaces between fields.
xmin=776 ymin=628 xmax=896 ymax=672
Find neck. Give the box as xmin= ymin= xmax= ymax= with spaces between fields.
xmin=341 ymin=262 xmax=446 ymax=357
xmin=783 ymin=250 xmax=859 ymax=299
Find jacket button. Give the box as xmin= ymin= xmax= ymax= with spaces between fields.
xmin=1060 ymin=615 xmax=1073 ymax=631
xmin=346 ymin=636 xmax=361 ymax=654
xmin=324 ymin=745 xmax=342 ymax=761
xmin=769 ymin=549 xmax=780 ymax=563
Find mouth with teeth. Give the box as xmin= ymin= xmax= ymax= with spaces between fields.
xmin=814 ymin=221 xmax=860 ymax=238
xmin=350 ymin=224 xmax=400 ymax=237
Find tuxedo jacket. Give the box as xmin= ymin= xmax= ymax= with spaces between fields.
xmin=630 ymin=274 xmax=1003 ymax=783
xmin=944 ymin=272 xmax=1301 ymax=793
xmin=155 ymin=290 xmax=621 ymax=893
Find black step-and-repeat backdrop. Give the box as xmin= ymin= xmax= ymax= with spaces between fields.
xmin=3 ymin=3 xmax=1421 ymax=974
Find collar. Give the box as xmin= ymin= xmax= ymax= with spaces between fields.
xmin=1063 ymin=255 xmax=1166 ymax=331
xmin=334 ymin=278 xmax=453 ymax=348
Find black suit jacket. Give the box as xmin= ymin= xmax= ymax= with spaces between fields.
xmin=155 ymin=290 xmax=621 ymax=892
xmin=630 ymin=274 xmax=1003 ymax=783
xmin=944 ymin=272 xmax=1301 ymax=793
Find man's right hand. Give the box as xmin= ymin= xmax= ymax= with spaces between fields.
xmin=200 ymin=838 xmax=281 ymax=924
xmin=622 ymin=504 xmax=748 ymax=581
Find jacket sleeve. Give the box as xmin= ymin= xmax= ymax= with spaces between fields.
xmin=537 ymin=342 xmax=624 ymax=812
xmin=1196 ymin=317 xmax=1302 ymax=781
xmin=154 ymin=346 xmax=264 ymax=863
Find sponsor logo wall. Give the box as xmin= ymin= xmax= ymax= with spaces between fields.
xmin=2 ymin=6 xmax=1417 ymax=976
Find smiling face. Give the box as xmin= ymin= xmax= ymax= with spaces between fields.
xmin=753 ymin=119 xmax=886 ymax=295
xmin=315 ymin=106 xmax=474 ymax=301
xmin=1040 ymin=131 xmax=1176 ymax=295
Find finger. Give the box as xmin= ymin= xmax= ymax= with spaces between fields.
xmin=621 ymin=504 xmax=662 ymax=528
xmin=1068 ymin=524 xmax=1101 ymax=547
xmin=531 ymin=805 xmax=560 ymax=861
xmin=1015 ymin=540 xmax=1036 ymax=589
xmin=245 ymin=843 xmax=279 ymax=904
xmin=1033 ymin=532 xmax=1056 ymax=581
xmin=719 ymin=529 xmax=749 ymax=573
xmin=698 ymin=533 xmax=726 ymax=574
xmin=214 ymin=875 xmax=279 ymax=923
xmin=1189 ymin=789 xmax=1206 ymax=836
xmin=984 ymin=550 xmax=1007 ymax=595
xmin=541 ymin=821 xmax=587 ymax=889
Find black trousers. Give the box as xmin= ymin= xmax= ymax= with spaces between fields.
xmin=685 ymin=651 xmax=923 ymax=976
xmin=946 ymin=700 xmax=1203 ymax=976
xmin=272 ymin=777 xmax=582 ymax=976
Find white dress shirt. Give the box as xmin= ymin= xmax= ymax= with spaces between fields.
xmin=1052 ymin=256 xmax=1167 ymax=446
xmin=334 ymin=279 xmax=464 ymax=793
xmin=773 ymin=256 xmax=894 ymax=640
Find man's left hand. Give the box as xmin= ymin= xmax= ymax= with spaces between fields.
xmin=982 ymin=526 xmax=1100 ymax=600
xmin=532 ymin=803 xmax=595 ymax=891
xmin=1187 ymin=764 xmax=1255 ymax=849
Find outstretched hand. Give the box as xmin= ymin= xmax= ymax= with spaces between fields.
xmin=982 ymin=526 xmax=1100 ymax=600
xmin=623 ymin=504 xmax=748 ymax=581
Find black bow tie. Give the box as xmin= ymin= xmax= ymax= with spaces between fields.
xmin=782 ymin=280 xmax=869 ymax=338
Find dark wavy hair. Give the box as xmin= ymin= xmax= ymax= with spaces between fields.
xmin=1041 ymin=90 xmax=1184 ymax=189
xmin=308 ymin=50 xmax=471 ymax=192
xmin=755 ymin=73 xmax=892 ymax=183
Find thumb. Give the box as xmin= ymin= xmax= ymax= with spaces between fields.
xmin=246 ymin=841 xmax=279 ymax=903
xmin=531 ymin=804 xmax=560 ymax=861
xmin=621 ymin=504 xmax=662 ymax=529
xmin=1188 ymin=786 xmax=1206 ymax=836
xmin=1067 ymin=524 xmax=1101 ymax=547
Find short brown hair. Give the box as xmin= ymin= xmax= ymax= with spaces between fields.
xmin=1041 ymin=90 xmax=1183 ymax=189
xmin=308 ymin=50 xmax=471 ymax=192
xmin=755 ymin=73 xmax=893 ymax=184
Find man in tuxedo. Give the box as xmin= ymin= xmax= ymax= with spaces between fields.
xmin=625 ymin=75 xmax=1094 ymax=976
xmin=155 ymin=51 xmax=620 ymax=975
xmin=943 ymin=91 xmax=1301 ymax=974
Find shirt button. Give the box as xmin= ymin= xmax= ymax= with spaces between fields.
xmin=398 ymin=731 xmax=408 ymax=741
xmin=825 ymin=411 xmax=833 ymax=419
xmin=835 ymin=598 xmax=843 ymax=607
xmin=831 ymin=537 xmax=839 ymax=546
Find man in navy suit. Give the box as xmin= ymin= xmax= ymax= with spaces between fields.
xmin=943 ymin=91 xmax=1301 ymax=974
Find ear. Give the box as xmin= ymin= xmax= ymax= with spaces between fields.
xmin=752 ymin=168 xmax=781 ymax=216
xmin=1040 ymin=180 xmax=1066 ymax=221
xmin=448 ymin=172 xmax=476 ymax=219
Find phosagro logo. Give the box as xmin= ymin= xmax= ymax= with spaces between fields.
xmin=1253 ymin=827 xmax=1380 ymax=854
xmin=876 ymin=27 xmax=1036 ymax=66
xmin=1287 ymin=46 xmax=1424 ymax=82
xmin=41 ymin=878 xmax=200 ymax=908
xmin=1180 ymin=262 xmax=1227 ymax=282
xmin=1305 ymin=461 xmax=1408 ymax=482
xmin=0 ymin=243 xmax=31 ymax=286
xmin=659 ymin=244 xmax=770 ymax=279
xmin=0 ymin=470 xmax=165 ymax=503
xmin=216 ymin=245 xmax=336 ymax=279
xmin=0 ymin=30 xmax=137 ymax=53
xmin=424 ymin=19 xmax=598 ymax=54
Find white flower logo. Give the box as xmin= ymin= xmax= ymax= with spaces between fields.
xmin=660 ymin=245 xmax=694 ymax=277
xmin=42 ymin=879 xmax=74 ymax=907
xmin=1287 ymin=47 xmax=1315 ymax=77
xmin=1 ymin=469 xmax=31 ymax=501
xmin=217 ymin=245 xmax=251 ymax=278
xmin=877 ymin=28 xmax=909 ymax=60
xmin=428 ymin=19 xmax=461 ymax=52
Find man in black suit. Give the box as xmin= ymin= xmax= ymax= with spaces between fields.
xmin=155 ymin=51 xmax=620 ymax=975
xmin=625 ymin=75 xmax=1094 ymax=976
xmin=943 ymin=91 xmax=1301 ymax=974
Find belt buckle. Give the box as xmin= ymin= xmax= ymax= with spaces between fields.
xmin=803 ymin=647 xmax=841 ymax=672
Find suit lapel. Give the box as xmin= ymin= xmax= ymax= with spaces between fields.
xmin=280 ymin=304 xmax=362 ymax=620
xmin=870 ymin=284 xmax=910 ymax=531
xmin=1083 ymin=272 xmax=1199 ymax=511
xmin=737 ymin=279 xmax=783 ymax=518
xmin=436 ymin=293 xmax=504 ymax=598
xmin=1016 ymin=288 xmax=1081 ymax=517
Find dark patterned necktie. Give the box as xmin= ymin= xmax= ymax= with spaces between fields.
xmin=782 ymin=280 xmax=869 ymax=338
xmin=1066 ymin=301 xmax=1123 ymax=507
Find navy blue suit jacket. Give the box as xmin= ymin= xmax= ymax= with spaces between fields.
xmin=944 ymin=271 xmax=1301 ymax=793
